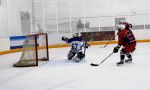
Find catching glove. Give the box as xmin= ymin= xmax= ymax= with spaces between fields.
xmin=62 ymin=36 xmax=68 ymax=42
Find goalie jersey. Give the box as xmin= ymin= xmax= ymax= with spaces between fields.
xmin=67 ymin=37 xmax=86 ymax=53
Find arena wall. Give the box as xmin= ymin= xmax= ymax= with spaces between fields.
xmin=0 ymin=29 xmax=150 ymax=55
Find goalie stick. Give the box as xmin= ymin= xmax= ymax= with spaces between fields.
xmin=100 ymin=34 xmax=118 ymax=48
xmin=91 ymin=52 xmax=114 ymax=66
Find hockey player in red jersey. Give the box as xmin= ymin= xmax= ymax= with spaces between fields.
xmin=113 ymin=23 xmax=136 ymax=65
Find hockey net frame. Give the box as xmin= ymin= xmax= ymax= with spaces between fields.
xmin=13 ymin=33 xmax=49 ymax=67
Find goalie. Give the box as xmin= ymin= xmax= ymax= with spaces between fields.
xmin=62 ymin=33 xmax=90 ymax=62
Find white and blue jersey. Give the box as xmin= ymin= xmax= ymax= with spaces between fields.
xmin=67 ymin=37 xmax=85 ymax=53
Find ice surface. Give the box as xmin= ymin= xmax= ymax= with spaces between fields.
xmin=0 ymin=43 xmax=150 ymax=90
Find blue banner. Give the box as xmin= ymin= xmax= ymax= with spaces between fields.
xmin=10 ymin=36 xmax=27 ymax=49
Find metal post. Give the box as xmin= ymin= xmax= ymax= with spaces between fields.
xmin=69 ymin=1 xmax=72 ymax=33
xmin=55 ymin=3 xmax=58 ymax=33
xmin=42 ymin=0 xmax=46 ymax=33
xmin=30 ymin=0 xmax=33 ymax=34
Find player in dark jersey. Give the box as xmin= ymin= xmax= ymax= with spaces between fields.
xmin=113 ymin=24 xmax=136 ymax=65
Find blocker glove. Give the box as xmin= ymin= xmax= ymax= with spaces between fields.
xmin=113 ymin=46 xmax=120 ymax=53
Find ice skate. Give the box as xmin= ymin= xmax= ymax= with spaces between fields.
xmin=117 ymin=60 xmax=124 ymax=66
xmin=125 ymin=58 xmax=132 ymax=63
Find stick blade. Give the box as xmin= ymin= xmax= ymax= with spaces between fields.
xmin=90 ymin=63 xmax=99 ymax=66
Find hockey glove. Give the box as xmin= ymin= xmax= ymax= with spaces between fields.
xmin=62 ymin=36 xmax=68 ymax=42
xmin=85 ymin=45 xmax=88 ymax=48
xmin=85 ymin=43 xmax=89 ymax=48
xmin=85 ymin=42 xmax=90 ymax=48
xmin=113 ymin=46 xmax=120 ymax=53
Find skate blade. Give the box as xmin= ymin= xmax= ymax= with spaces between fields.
xmin=117 ymin=63 xmax=124 ymax=66
xmin=125 ymin=61 xmax=132 ymax=63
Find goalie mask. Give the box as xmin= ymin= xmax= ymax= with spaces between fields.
xmin=72 ymin=33 xmax=81 ymax=37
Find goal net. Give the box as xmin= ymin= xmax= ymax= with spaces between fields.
xmin=13 ymin=33 xmax=49 ymax=67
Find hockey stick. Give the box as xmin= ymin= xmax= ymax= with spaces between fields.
xmin=100 ymin=34 xmax=118 ymax=48
xmin=83 ymin=47 xmax=86 ymax=55
xmin=90 ymin=52 xmax=114 ymax=66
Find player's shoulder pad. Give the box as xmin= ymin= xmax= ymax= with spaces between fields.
xmin=67 ymin=37 xmax=82 ymax=43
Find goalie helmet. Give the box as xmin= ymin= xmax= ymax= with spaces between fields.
xmin=72 ymin=33 xmax=81 ymax=37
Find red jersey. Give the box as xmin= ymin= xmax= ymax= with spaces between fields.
xmin=118 ymin=29 xmax=136 ymax=46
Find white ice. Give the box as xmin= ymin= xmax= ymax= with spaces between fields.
xmin=0 ymin=43 xmax=150 ymax=90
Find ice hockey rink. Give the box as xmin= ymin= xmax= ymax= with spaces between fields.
xmin=0 ymin=42 xmax=150 ymax=90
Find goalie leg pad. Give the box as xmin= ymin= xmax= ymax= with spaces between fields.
xmin=67 ymin=50 xmax=76 ymax=60
xmin=77 ymin=52 xmax=85 ymax=60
